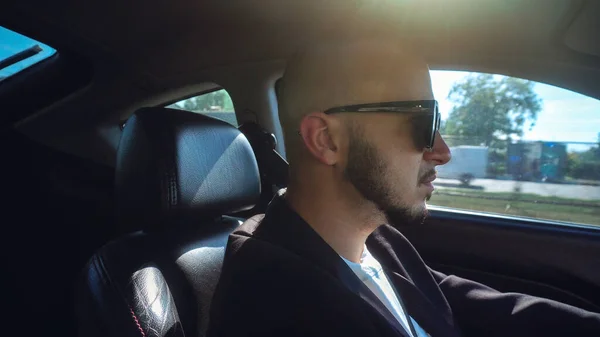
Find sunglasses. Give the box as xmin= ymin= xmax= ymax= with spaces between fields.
xmin=324 ymin=100 xmax=441 ymax=151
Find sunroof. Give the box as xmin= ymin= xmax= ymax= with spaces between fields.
xmin=0 ymin=26 xmax=56 ymax=82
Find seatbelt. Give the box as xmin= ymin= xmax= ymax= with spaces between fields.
xmin=238 ymin=122 xmax=289 ymax=208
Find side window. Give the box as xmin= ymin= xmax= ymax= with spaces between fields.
xmin=166 ymin=89 xmax=237 ymax=126
xmin=429 ymin=71 xmax=600 ymax=227
xmin=0 ymin=26 xmax=56 ymax=81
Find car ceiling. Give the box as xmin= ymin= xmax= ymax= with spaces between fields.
xmin=2 ymin=0 xmax=600 ymax=165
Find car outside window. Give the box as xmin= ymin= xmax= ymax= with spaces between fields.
xmin=429 ymin=70 xmax=600 ymax=227
xmin=166 ymin=89 xmax=237 ymax=126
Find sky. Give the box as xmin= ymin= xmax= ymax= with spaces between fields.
xmin=0 ymin=26 xmax=56 ymax=79
xmin=430 ymin=70 xmax=600 ymax=152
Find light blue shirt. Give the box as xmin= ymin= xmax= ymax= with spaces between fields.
xmin=341 ymin=246 xmax=430 ymax=337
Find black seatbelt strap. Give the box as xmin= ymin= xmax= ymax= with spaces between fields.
xmin=238 ymin=122 xmax=289 ymax=204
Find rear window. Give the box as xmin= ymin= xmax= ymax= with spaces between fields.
xmin=0 ymin=26 xmax=56 ymax=82
xmin=166 ymin=89 xmax=237 ymax=126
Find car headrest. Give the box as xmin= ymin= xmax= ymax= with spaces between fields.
xmin=115 ymin=107 xmax=260 ymax=231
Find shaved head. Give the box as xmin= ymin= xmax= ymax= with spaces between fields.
xmin=278 ymin=39 xmax=434 ymax=158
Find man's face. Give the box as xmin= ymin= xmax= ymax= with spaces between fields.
xmin=343 ymin=113 xmax=451 ymax=227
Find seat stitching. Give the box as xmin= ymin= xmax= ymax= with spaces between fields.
xmin=129 ymin=306 xmax=147 ymax=337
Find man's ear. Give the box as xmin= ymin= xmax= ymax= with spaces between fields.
xmin=298 ymin=112 xmax=342 ymax=166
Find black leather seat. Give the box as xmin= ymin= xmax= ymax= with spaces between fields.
xmin=76 ymin=107 xmax=261 ymax=337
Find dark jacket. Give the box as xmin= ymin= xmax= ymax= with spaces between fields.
xmin=208 ymin=195 xmax=600 ymax=337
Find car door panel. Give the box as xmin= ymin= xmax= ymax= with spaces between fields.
xmin=402 ymin=208 xmax=600 ymax=312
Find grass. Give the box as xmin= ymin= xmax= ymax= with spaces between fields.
xmin=430 ymin=188 xmax=600 ymax=226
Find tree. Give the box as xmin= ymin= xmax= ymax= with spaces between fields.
xmin=444 ymin=74 xmax=542 ymax=147
xmin=565 ymin=133 xmax=600 ymax=180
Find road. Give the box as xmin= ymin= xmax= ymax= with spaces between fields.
xmin=435 ymin=178 xmax=600 ymax=201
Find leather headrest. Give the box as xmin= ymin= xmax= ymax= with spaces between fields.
xmin=116 ymin=107 xmax=260 ymax=231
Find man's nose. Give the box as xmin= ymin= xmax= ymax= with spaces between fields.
xmin=424 ymin=132 xmax=451 ymax=165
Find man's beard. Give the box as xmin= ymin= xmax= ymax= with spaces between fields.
xmin=343 ymin=126 xmax=429 ymax=228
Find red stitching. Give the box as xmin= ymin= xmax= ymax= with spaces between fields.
xmin=129 ymin=307 xmax=147 ymax=337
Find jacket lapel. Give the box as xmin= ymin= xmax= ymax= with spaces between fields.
xmin=251 ymin=195 xmax=412 ymax=337
xmin=386 ymin=271 xmax=461 ymax=337
xmin=339 ymin=266 xmax=413 ymax=337
xmin=366 ymin=227 xmax=462 ymax=337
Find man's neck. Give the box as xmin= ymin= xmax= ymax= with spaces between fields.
xmin=285 ymin=184 xmax=385 ymax=263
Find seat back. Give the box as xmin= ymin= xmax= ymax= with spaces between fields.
xmin=77 ymin=107 xmax=261 ymax=337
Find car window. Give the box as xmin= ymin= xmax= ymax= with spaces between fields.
xmin=166 ymin=89 xmax=237 ymax=126
xmin=0 ymin=26 xmax=56 ymax=82
xmin=429 ymin=70 xmax=600 ymax=227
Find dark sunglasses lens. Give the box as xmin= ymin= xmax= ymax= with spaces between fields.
xmin=411 ymin=112 xmax=435 ymax=150
xmin=432 ymin=111 xmax=441 ymax=148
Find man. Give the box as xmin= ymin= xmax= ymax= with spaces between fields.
xmin=208 ymin=40 xmax=600 ymax=337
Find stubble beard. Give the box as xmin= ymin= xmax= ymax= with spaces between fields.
xmin=343 ymin=126 xmax=429 ymax=228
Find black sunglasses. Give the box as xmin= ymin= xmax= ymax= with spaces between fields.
xmin=324 ymin=100 xmax=441 ymax=151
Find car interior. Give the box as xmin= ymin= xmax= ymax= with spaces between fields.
xmin=1 ymin=1 xmax=600 ymax=336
